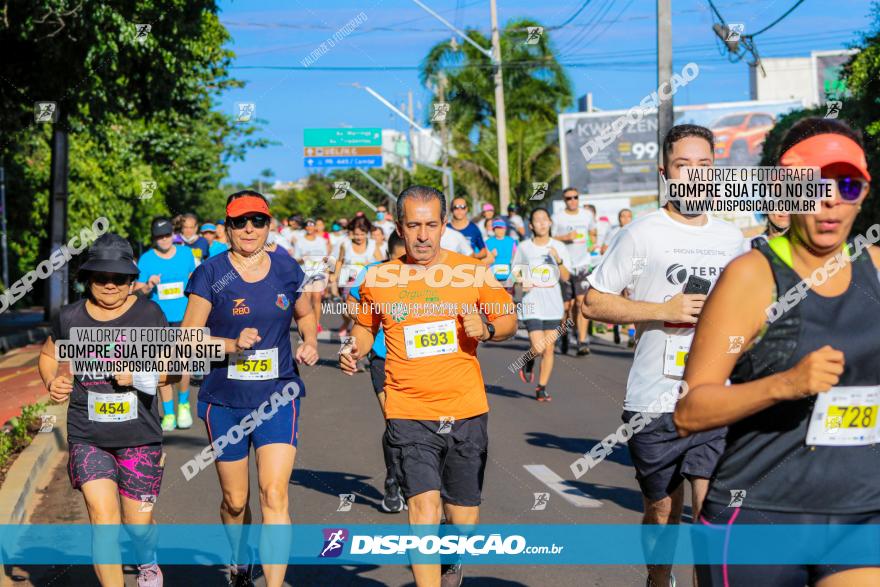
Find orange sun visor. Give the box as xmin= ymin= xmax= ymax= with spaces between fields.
xmin=780 ymin=133 xmax=871 ymax=182
xmin=226 ymin=196 xmax=270 ymax=218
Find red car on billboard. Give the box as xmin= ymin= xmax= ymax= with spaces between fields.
xmin=711 ymin=112 xmax=776 ymax=165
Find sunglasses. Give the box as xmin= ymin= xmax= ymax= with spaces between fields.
xmin=452 ymin=204 xmax=468 ymax=210
xmin=92 ymin=273 xmax=131 ymax=286
xmin=229 ymin=214 xmax=270 ymax=229
xmin=830 ymin=177 xmax=869 ymax=203
xmin=564 ymin=196 xmax=579 ymax=201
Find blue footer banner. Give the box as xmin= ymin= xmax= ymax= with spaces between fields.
xmin=1 ymin=524 xmax=879 ymax=565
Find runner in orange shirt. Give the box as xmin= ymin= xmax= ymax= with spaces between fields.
xmin=339 ymin=185 xmax=517 ymax=587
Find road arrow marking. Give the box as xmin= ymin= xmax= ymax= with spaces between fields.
xmin=523 ymin=464 xmax=603 ymax=508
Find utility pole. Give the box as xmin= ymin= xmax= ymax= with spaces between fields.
xmin=410 ymin=0 xmax=510 ymax=207
xmin=438 ymin=74 xmax=450 ymax=194
xmin=0 ymin=159 xmax=8 ymax=287
xmin=47 ymin=126 xmax=69 ymax=321
xmin=657 ymin=0 xmax=673 ymax=201
xmin=489 ymin=0 xmax=511 ymax=211
xmin=408 ymin=90 xmax=417 ymax=173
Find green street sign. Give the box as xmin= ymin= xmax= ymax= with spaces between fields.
xmin=304 ymin=128 xmax=382 ymax=147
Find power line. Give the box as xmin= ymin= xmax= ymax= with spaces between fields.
xmin=552 ymin=0 xmax=593 ymax=29
xmin=749 ymin=0 xmax=807 ymax=37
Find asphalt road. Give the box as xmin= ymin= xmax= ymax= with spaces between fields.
xmin=17 ymin=331 xmax=699 ymax=586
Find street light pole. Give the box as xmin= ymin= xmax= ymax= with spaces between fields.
xmin=657 ymin=0 xmax=674 ymax=201
xmin=410 ymin=0 xmax=511 ymax=209
xmin=489 ymin=0 xmax=512 ymax=211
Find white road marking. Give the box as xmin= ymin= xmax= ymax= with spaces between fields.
xmin=524 ymin=464 xmax=603 ymax=508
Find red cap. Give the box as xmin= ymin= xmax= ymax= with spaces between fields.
xmin=226 ymin=196 xmax=270 ymax=218
xmin=780 ymin=133 xmax=871 ymax=182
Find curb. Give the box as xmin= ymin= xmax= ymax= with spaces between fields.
xmin=0 ymin=401 xmax=67 ymax=525
xmin=0 ymin=326 xmax=51 ymax=355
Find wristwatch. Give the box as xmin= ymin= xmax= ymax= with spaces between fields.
xmin=484 ymin=322 xmax=496 ymax=341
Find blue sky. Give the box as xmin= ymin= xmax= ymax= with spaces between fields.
xmin=217 ymin=0 xmax=875 ymax=183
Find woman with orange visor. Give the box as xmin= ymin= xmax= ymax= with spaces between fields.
xmin=674 ymin=118 xmax=880 ymax=586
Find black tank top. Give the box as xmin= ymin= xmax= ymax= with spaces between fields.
xmin=706 ymin=237 xmax=880 ymax=514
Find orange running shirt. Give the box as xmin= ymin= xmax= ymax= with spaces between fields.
xmin=351 ymin=250 xmax=515 ymax=420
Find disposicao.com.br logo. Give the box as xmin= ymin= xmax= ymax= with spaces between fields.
xmin=317 ymin=528 xmax=563 ymax=558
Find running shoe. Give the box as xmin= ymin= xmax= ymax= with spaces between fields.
xmin=627 ymin=338 xmax=636 ymax=348
xmin=177 ymin=402 xmax=193 ymax=429
xmin=137 ymin=563 xmax=163 ymax=587
xmin=228 ymin=564 xmax=255 ymax=587
xmin=161 ymin=414 xmax=176 ymax=431
xmin=317 ymin=324 xmax=324 ymax=334
xmin=576 ymin=341 xmax=591 ymax=356
xmin=536 ymin=385 xmax=551 ymax=402
xmin=440 ymin=563 xmax=463 ymax=587
xmin=518 ymin=358 xmax=535 ymax=384
xmin=381 ymin=486 xmax=405 ymax=513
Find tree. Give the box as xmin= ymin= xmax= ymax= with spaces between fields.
xmin=421 ymin=19 xmax=572 ymax=209
xmin=0 ymin=1 xmax=268 ymax=305
xmin=759 ymin=4 xmax=880 ymax=233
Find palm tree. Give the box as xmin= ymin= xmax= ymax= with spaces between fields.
xmin=421 ymin=19 xmax=573 ymax=207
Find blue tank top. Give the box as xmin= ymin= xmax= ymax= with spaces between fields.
xmin=707 ymin=237 xmax=880 ymax=514
xmin=186 ymin=250 xmax=306 ymax=408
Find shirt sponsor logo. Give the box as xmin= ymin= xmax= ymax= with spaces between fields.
xmin=232 ymin=298 xmax=250 ymax=316
xmin=276 ymin=293 xmax=290 ymax=311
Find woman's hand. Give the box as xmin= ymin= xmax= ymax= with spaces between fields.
xmin=48 ymin=375 xmax=74 ymax=403
xmin=777 ymin=346 xmax=845 ymax=400
xmin=235 ymin=328 xmax=261 ymax=352
xmin=113 ymin=372 xmax=134 ymax=387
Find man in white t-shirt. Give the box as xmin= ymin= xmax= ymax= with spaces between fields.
xmin=440 ymin=225 xmax=474 ymax=256
xmin=374 ymin=205 xmax=396 ymax=238
xmin=551 ymin=188 xmax=597 ymax=355
xmin=505 ymin=204 xmax=526 ymax=241
xmin=582 ymin=124 xmax=744 ymax=587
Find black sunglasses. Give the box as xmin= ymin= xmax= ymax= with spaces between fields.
xmin=452 ymin=204 xmax=468 ymax=210
xmin=564 ymin=195 xmax=579 ymax=201
xmin=92 ymin=273 xmax=131 ymax=286
xmin=229 ymin=214 xmax=270 ymax=230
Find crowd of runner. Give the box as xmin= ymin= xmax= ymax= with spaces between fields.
xmin=36 ymin=118 xmax=879 ymax=587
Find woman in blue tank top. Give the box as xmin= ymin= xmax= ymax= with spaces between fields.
xmin=674 ymin=118 xmax=880 ymax=587
xmin=182 ymin=190 xmax=319 ymax=587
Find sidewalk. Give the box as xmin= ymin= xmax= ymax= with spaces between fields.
xmin=0 ymin=344 xmax=45 ymax=426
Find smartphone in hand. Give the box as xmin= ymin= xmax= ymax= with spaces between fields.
xmin=683 ymin=275 xmax=711 ymax=295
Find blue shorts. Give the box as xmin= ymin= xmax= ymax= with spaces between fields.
xmin=198 ymin=398 xmax=300 ymax=462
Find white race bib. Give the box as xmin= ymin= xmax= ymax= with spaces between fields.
xmin=806 ymin=386 xmax=880 ymax=446
xmin=156 ymin=281 xmax=184 ymax=300
xmin=88 ymin=391 xmax=138 ymax=422
xmin=228 ymin=348 xmax=279 ymax=380
xmin=404 ymin=320 xmax=458 ymax=359
xmin=663 ymin=334 xmax=693 ymax=378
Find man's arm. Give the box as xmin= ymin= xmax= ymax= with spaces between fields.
xmin=583 ymin=288 xmax=705 ymax=325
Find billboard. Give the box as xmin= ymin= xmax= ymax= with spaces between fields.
xmin=559 ymin=99 xmax=805 ymax=197
xmin=812 ymin=50 xmax=858 ymax=105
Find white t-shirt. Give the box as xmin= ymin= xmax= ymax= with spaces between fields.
xmin=294 ymin=234 xmax=329 ymax=260
xmin=513 ymin=238 xmax=572 ymax=321
xmin=329 ymin=232 xmax=347 ymax=261
xmin=339 ymin=239 xmax=377 ymax=287
xmin=552 ymin=208 xmax=596 ymax=271
xmin=268 ymin=232 xmax=294 ymax=254
xmin=507 ymin=214 xmax=525 ymax=241
xmin=375 ymin=219 xmax=396 ymax=238
xmin=602 ymin=224 xmax=623 ymax=249
xmin=587 ymin=209 xmax=745 ymax=412
xmin=440 ymin=228 xmax=473 ymax=256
